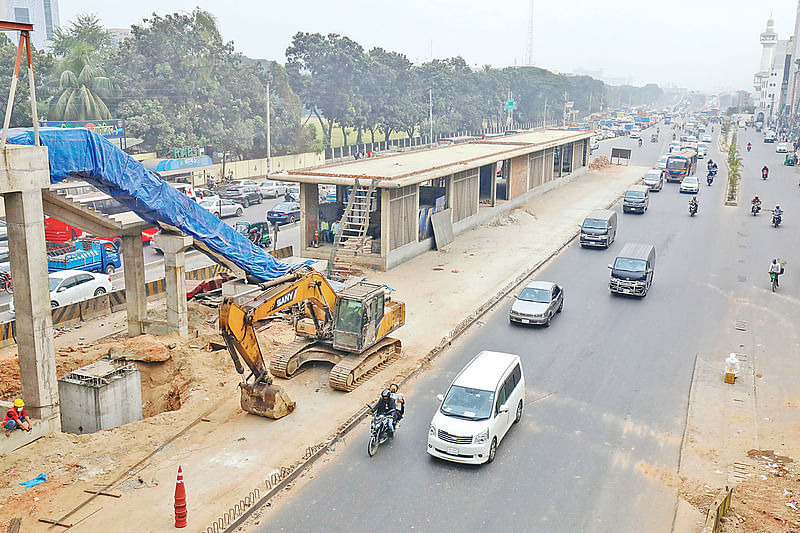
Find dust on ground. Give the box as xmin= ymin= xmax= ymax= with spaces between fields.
xmin=0 ymin=301 xmax=296 ymax=531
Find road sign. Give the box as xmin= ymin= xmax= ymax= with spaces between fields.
xmin=504 ymin=99 xmax=517 ymax=110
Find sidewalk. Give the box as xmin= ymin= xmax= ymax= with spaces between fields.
xmin=0 ymin=163 xmax=646 ymax=532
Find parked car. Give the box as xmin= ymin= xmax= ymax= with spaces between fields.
xmin=258 ymin=180 xmax=287 ymax=199
xmin=680 ymin=176 xmax=700 ymax=193
xmin=226 ymin=179 xmax=259 ymax=188
xmin=509 ymin=281 xmax=563 ymax=326
xmin=198 ymin=196 xmax=243 ymax=218
xmin=10 ymin=269 xmax=113 ymax=315
xmin=776 ymin=142 xmax=789 ymax=153
xmin=641 ymin=169 xmax=665 ymax=191
xmin=266 ymin=202 xmax=301 ymax=225
xmin=221 ymin=185 xmax=263 ymax=208
xmin=427 ymin=351 xmax=525 ymax=464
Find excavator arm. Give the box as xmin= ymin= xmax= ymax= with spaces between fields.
xmin=220 ymin=265 xmax=338 ymax=383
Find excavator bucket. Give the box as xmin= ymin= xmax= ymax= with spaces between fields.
xmin=239 ymin=382 xmax=296 ymax=419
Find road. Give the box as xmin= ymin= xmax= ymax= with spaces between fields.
xmin=256 ymin=124 xmax=799 ymax=532
xmin=0 ymin=194 xmax=301 ymax=319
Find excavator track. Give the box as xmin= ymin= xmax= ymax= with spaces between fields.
xmin=328 ymin=337 xmax=402 ymax=391
xmin=269 ymin=338 xmax=322 ymax=378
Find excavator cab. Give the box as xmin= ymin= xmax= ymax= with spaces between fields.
xmin=332 ymin=282 xmax=387 ymax=353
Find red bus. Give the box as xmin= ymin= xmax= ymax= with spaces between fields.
xmin=665 ymin=150 xmax=697 ymax=182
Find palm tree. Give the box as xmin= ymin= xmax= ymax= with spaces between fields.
xmin=48 ymin=43 xmax=114 ymax=121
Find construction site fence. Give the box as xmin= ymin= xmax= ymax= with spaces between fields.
xmin=0 ymin=248 xmax=286 ymax=350
xmin=703 ymin=486 xmax=733 ymax=533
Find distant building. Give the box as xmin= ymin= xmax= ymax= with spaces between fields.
xmin=107 ymin=28 xmax=132 ymax=47
xmin=0 ymin=0 xmax=60 ymax=50
xmin=752 ymin=17 xmax=792 ymax=124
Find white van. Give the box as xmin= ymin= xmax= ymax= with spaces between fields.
xmin=427 ymin=351 xmax=525 ymax=464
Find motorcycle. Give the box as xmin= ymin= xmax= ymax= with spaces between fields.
xmin=0 ymin=271 xmax=11 ymax=293
xmin=707 ymin=175 xmax=714 ymax=186
xmin=747 ymin=144 xmax=752 ymax=152
xmin=762 ymin=171 xmax=768 ymax=180
xmin=367 ymin=409 xmax=395 ymax=456
xmin=770 ymin=272 xmax=779 ymax=292
xmin=689 ymin=202 xmax=698 ymax=217
xmin=772 ymin=212 xmax=782 ymax=228
xmin=751 ymin=202 xmax=761 ymax=216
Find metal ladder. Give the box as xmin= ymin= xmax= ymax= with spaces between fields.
xmin=327 ymin=178 xmax=377 ymax=278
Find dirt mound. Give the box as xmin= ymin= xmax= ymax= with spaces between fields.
xmin=589 ymin=156 xmax=611 ymax=170
xmin=110 ymin=334 xmax=172 ymax=362
xmin=720 ymin=451 xmax=800 ymax=532
xmin=488 ymin=208 xmax=536 ymax=227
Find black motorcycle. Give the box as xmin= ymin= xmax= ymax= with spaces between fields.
xmin=689 ymin=203 xmax=698 ymax=217
xmin=707 ymin=173 xmax=714 ymax=186
xmin=367 ymin=410 xmax=395 ymax=456
xmin=772 ymin=212 xmax=782 ymax=228
xmin=751 ymin=203 xmax=761 ymax=216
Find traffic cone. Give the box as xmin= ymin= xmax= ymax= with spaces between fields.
xmin=174 ymin=465 xmax=187 ymax=528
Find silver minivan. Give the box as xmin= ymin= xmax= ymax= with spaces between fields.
xmin=428 ymin=351 xmax=525 ymax=464
xmin=580 ymin=209 xmax=617 ymax=248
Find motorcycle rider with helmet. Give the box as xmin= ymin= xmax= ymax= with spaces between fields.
xmin=747 ymin=142 xmax=752 ymax=151
xmin=372 ymin=389 xmax=397 ymax=438
xmin=762 ymin=165 xmax=769 ymax=179
xmin=752 ymin=196 xmax=761 ymax=214
xmin=689 ymin=195 xmax=699 ymax=214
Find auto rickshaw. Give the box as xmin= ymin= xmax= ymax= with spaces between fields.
xmin=650 ymin=133 xmax=658 ymax=143
xmin=785 ymin=152 xmax=798 ymax=167
xmin=234 ymin=221 xmax=273 ymax=248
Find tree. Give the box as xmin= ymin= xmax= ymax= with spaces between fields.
xmin=51 ymin=14 xmax=111 ymax=57
xmin=48 ymin=42 xmax=113 ymax=121
xmin=0 ymin=34 xmax=55 ymax=126
xmin=286 ymin=32 xmax=366 ymax=148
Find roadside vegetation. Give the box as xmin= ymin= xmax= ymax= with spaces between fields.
xmin=726 ymin=130 xmax=742 ymax=202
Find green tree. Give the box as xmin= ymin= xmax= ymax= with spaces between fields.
xmin=48 ymin=42 xmax=114 ymax=121
xmin=0 ymin=34 xmax=55 ymax=126
xmin=51 ymin=14 xmax=111 ymax=57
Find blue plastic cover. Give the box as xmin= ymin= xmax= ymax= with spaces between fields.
xmin=8 ymin=128 xmax=290 ymax=282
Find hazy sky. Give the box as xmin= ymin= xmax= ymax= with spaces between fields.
xmin=60 ymin=0 xmax=798 ymax=92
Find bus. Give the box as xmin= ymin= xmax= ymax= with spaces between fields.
xmin=665 ymin=150 xmax=697 ymax=182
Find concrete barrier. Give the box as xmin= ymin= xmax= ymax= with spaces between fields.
xmin=0 ymin=263 xmax=235 ymax=347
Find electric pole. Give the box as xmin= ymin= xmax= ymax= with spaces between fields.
xmin=266 ymin=81 xmax=272 ymax=176
xmin=429 ymin=88 xmax=434 ymax=146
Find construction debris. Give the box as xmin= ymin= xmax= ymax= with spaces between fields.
xmin=589 ymin=156 xmax=611 ymax=170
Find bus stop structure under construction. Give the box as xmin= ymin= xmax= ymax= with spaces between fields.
xmin=285 ymin=129 xmax=593 ymax=271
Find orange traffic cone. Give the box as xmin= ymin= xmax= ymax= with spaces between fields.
xmin=174 ymin=465 xmax=187 ymax=528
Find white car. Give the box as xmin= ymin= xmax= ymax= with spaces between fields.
xmin=629 ymin=131 xmax=641 ymax=140
xmin=669 ymin=142 xmax=682 ymax=153
xmin=657 ymin=155 xmax=669 ymax=170
xmin=198 ymin=196 xmax=243 ymax=218
xmin=702 ymin=135 xmax=712 ymax=143
xmin=680 ymin=176 xmax=700 ymax=193
xmin=10 ymin=270 xmax=113 ymax=315
xmin=776 ymin=142 xmax=789 ymax=153
xmin=427 ymin=351 xmax=525 ymax=464
xmin=258 ymin=180 xmax=287 ymax=198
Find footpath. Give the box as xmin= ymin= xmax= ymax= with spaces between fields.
xmin=0 ymin=162 xmax=645 ymax=532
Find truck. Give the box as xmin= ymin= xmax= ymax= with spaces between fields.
xmin=47 ymin=239 xmax=121 ymax=274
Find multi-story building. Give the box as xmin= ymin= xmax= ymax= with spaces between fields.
xmin=107 ymin=28 xmax=132 ymax=48
xmin=0 ymin=0 xmax=60 ymax=50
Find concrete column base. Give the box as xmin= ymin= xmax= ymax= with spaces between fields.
xmin=121 ymin=234 xmax=147 ymax=337
xmin=153 ymin=233 xmax=193 ymax=337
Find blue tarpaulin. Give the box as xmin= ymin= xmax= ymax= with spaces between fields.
xmin=8 ymin=128 xmax=289 ymax=282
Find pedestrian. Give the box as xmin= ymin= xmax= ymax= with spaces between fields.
xmin=284 ymin=190 xmax=293 ymax=202
xmin=320 ymin=219 xmax=331 ymax=243
xmin=4 ymin=399 xmax=32 ymax=436
xmin=366 ymin=150 xmax=371 ymax=158
xmin=331 ymin=220 xmax=339 ymax=242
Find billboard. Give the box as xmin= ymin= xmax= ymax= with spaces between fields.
xmin=41 ymin=119 xmax=124 ymax=139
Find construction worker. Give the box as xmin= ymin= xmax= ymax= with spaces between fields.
xmin=4 ymin=399 xmax=32 ymax=435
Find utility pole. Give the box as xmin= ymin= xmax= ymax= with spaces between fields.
xmin=506 ymin=90 xmax=514 ymax=130
xmin=525 ymin=0 xmax=535 ymax=66
xmin=563 ymin=91 xmax=568 ymax=127
xmin=543 ymin=98 xmax=547 ymax=127
xmin=429 ymin=88 xmax=433 ymax=146
xmin=266 ymin=81 xmax=272 ymax=176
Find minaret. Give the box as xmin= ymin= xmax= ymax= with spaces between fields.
xmin=760 ymin=16 xmax=778 ymax=73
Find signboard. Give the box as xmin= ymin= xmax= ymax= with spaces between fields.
xmin=41 ymin=119 xmax=124 ymax=139
xmin=610 ymin=148 xmax=632 ymax=166
xmin=504 ymin=99 xmax=517 ymax=110
xmin=170 ymin=145 xmax=204 ymax=159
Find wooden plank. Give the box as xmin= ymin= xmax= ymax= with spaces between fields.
xmin=38 ymin=518 xmax=73 ymax=528
xmin=83 ymin=489 xmax=122 ymax=498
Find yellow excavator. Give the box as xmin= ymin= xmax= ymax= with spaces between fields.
xmin=219 ymin=265 xmax=405 ymax=418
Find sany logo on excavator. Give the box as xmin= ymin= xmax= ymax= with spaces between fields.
xmin=274 ymin=288 xmax=297 ymax=310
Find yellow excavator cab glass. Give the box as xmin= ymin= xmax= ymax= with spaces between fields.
xmin=336 ymin=298 xmax=364 ymax=333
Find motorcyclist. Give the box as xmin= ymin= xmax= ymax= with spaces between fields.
xmin=747 ymin=142 xmax=752 ymax=151
xmin=752 ymin=196 xmax=761 ymax=213
xmin=689 ymin=196 xmax=698 ymax=213
xmin=707 ymin=159 xmax=714 ymax=171
xmin=638 ymin=138 xmax=643 ymax=147
xmin=773 ymin=204 xmax=782 ymax=218
xmin=372 ymin=389 xmax=397 ymax=438
xmin=769 ymin=259 xmax=782 ymax=287
xmin=762 ymin=165 xmax=769 ymax=179
xmin=673 ymin=133 xmax=677 ymax=140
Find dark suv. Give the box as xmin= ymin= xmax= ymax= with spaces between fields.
xmin=221 ymin=185 xmax=262 ymax=208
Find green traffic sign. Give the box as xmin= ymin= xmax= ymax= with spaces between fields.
xmin=504 ymin=99 xmax=517 ymax=110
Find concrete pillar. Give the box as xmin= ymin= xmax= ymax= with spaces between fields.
xmin=379 ymin=188 xmax=390 ymax=259
xmin=490 ymin=163 xmax=498 ymax=207
xmin=153 ymin=233 xmax=192 ymax=338
xmin=121 ymin=234 xmax=146 ymax=337
xmin=1 ymin=146 xmax=58 ymax=420
xmin=299 ymin=182 xmax=318 ymax=250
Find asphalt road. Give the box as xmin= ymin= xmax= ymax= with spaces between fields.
xmin=255 ymin=124 xmax=795 ymax=533
xmin=0 ymin=194 xmax=301 ymax=319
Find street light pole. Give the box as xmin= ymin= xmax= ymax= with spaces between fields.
xmin=429 ymin=88 xmax=433 ymax=146
xmin=266 ymin=81 xmax=272 ymax=176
